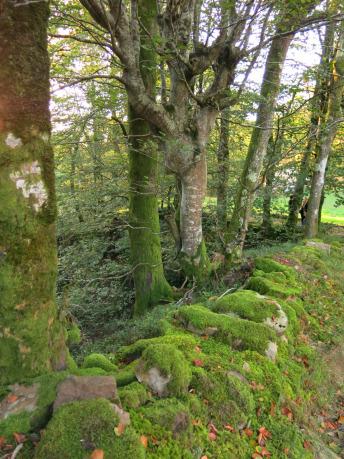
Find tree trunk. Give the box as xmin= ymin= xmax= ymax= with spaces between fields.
xmin=261 ymin=135 xmax=277 ymax=234
xmin=179 ymin=154 xmax=210 ymax=282
xmin=305 ymin=26 xmax=344 ymax=237
xmin=216 ymin=107 xmax=230 ymax=235
xmin=286 ymin=20 xmax=335 ymax=231
xmin=0 ymin=1 xmax=67 ymax=384
xmin=128 ymin=0 xmax=172 ymax=316
xmin=225 ymin=33 xmax=293 ymax=262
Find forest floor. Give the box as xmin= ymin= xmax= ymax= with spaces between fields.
xmin=0 ymin=231 xmax=344 ymax=459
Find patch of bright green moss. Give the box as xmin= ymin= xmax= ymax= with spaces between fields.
xmin=255 ymin=257 xmax=296 ymax=280
xmin=175 ymin=304 xmax=277 ymax=356
xmin=67 ymin=324 xmax=81 ymax=346
xmin=246 ymin=275 xmax=301 ymax=299
xmin=213 ymin=290 xmax=279 ymax=323
xmin=139 ymin=398 xmax=190 ymax=433
xmin=34 ymin=398 xmax=145 ymax=459
xmin=119 ymin=382 xmax=151 ymax=409
xmin=139 ymin=343 xmax=192 ymax=396
xmin=83 ymin=353 xmax=118 ymax=372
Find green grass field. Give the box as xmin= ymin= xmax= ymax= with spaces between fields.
xmin=204 ymin=193 xmax=344 ymax=225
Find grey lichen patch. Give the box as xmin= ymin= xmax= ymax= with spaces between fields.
xmin=5 ymin=132 xmax=23 ymax=149
xmin=265 ymin=341 xmax=278 ymax=361
xmin=10 ymin=161 xmax=48 ymax=211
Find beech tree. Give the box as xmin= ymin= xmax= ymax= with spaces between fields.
xmin=306 ymin=18 xmax=344 ymax=237
xmin=0 ymin=0 xmax=67 ymax=384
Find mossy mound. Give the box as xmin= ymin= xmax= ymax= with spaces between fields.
xmin=66 ymin=323 xmax=81 ymax=346
xmin=83 ymin=353 xmax=118 ymax=372
xmin=136 ymin=343 xmax=192 ymax=396
xmin=255 ymin=257 xmax=296 ymax=280
xmin=118 ymin=382 xmax=151 ymax=409
xmin=212 ymin=290 xmax=279 ymax=323
xmin=34 ymin=398 xmax=145 ymax=459
xmin=246 ymin=274 xmax=301 ymax=299
xmin=175 ymin=304 xmax=277 ymax=357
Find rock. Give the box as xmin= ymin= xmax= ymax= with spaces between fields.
xmin=305 ymin=241 xmax=331 ymax=254
xmin=264 ymin=301 xmax=288 ymax=335
xmin=265 ymin=341 xmax=278 ymax=361
xmin=135 ymin=366 xmax=171 ymax=397
xmin=226 ymin=370 xmax=249 ymax=385
xmin=53 ymin=376 xmax=117 ymax=411
xmin=172 ymin=411 xmax=189 ymax=437
xmin=324 ymin=343 xmax=344 ymax=387
xmin=0 ymin=383 xmax=39 ymax=420
xmin=112 ymin=403 xmax=130 ymax=427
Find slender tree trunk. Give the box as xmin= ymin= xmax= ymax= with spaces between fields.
xmin=0 ymin=1 xmax=67 ymax=384
xmin=261 ymin=135 xmax=277 ymax=234
xmin=225 ymin=33 xmax=293 ymax=262
xmin=286 ymin=20 xmax=335 ymax=231
xmin=128 ymin=0 xmax=172 ymax=316
xmin=179 ymin=154 xmax=210 ymax=281
xmin=216 ymin=108 xmax=230 ymax=234
xmin=306 ymin=26 xmax=344 ymax=237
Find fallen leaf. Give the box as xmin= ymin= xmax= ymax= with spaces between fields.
xmin=257 ymin=427 xmax=271 ymax=446
xmin=338 ymin=415 xmax=344 ymax=424
xmin=224 ymin=424 xmax=235 ymax=432
xmin=243 ymin=428 xmax=254 ymax=437
xmin=261 ymin=447 xmax=271 ymax=457
xmin=201 ymin=456 xmax=208 ymax=459
xmin=0 ymin=436 xmax=5 ymax=448
xmin=208 ymin=422 xmax=218 ymax=434
xmin=208 ymin=431 xmax=217 ymax=441
xmin=252 ymin=453 xmax=262 ymax=459
xmin=13 ymin=432 xmax=26 ymax=443
xmin=283 ymin=447 xmax=290 ymax=455
xmin=193 ymin=359 xmax=204 ymax=367
xmin=303 ymin=440 xmax=312 ymax=450
xmin=114 ymin=423 xmax=126 ymax=436
xmin=140 ymin=435 xmax=148 ymax=448
xmin=195 ymin=346 xmax=202 ymax=353
xmin=191 ymin=419 xmax=202 ymax=426
xmin=7 ymin=394 xmax=18 ymax=404
xmin=90 ymin=449 xmax=104 ymax=459
xmin=270 ymin=402 xmax=276 ymax=417
xmin=281 ymin=406 xmax=293 ymax=420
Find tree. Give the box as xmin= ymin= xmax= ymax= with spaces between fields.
xmin=306 ymin=18 xmax=344 ymax=237
xmin=225 ymin=1 xmax=318 ymax=262
xmin=0 ymin=0 xmax=67 ymax=384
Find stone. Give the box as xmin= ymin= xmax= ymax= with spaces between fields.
xmin=135 ymin=366 xmax=171 ymax=397
xmin=0 ymin=383 xmax=39 ymax=420
xmin=53 ymin=376 xmax=117 ymax=411
xmin=264 ymin=301 xmax=288 ymax=335
xmin=226 ymin=370 xmax=249 ymax=385
xmin=265 ymin=341 xmax=278 ymax=362
xmin=112 ymin=403 xmax=130 ymax=427
xmin=305 ymin=241 xmax=331 ymax=254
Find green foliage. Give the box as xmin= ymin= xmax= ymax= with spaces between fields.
xmin=82 ymin=353 xmax=118 ymax=372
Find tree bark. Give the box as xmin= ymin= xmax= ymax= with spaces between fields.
xmin=0 ymin=1 xmax=67 ymax=384
xmin=286 ymin=20 xmax=335 ymax=231
xmin=216 ymin=107 xmax=230 ymax=235
xmin=128 ymin=0 xmax=172 ymax=316
xmin=306 ymin=25 xmax=344 ymax=237
xmin=225 ymin=33 xmax=293 ymax=262
xmin=261 ymin=135 xmax=277 ymax=234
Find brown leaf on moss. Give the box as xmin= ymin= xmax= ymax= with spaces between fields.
xmin=90 ymin=449 xmax=104 ymax=459
xmin=140 ymin=435 xmax=148 ymax=448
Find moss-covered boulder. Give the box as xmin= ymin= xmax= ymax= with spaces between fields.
xmin=135 ymin=344 xmax=192 ymax=397
xmin=118 ymin=382 xmax=151 ymax=409
xmin=246 ymin=274 xmax=301 ymax=299
xmin=34 ymin=398 xmax=145 ymax=459
xmin=175 ymin=304 xmax=278 ymax=360
xmin=255 ymin=257 xmax=296 ymax=280
xmin=0 ymin=372 xmax=67 ymax=437
xmin=83 ymin=353 xmax=118 ymax=372
xmin=212 ymin=290 xmax=289 ymax=335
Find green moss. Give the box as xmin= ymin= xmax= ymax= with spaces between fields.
xmin=117 ymin=333 xmax=198 ymax=362
xmin=0 ymin=411 xmax=31 ymax=438
xmin=179 ymin=239 xmax=211 ymax=283
xmin=139 ymin=343 xmax=192 ymax=396
xmin=119 ymin=382 xmax=151 ymax=409
xmin=34 ymin=398 xmax=145 ymax=459
xmin=255 ymin=257 xmax=296 ymax=280
xmin=139 ymin=398 xmax=190 ymax=433
xmin=246 ymin=275 xmax=301 ymax=299
xmin=289 ymin=246 xmax=327 ymax=271
xmin=175 ymin=304 xmax=277 ymax=356
xmin=73 ymin=367 xmax=107 ymax=376
xmin=115 ymin=366 xmax=137 ymax=387
xmin=213 ymin=290 xmax=279 ymax=323
xmin=67 ymin=324 xmax=81 ymax=346
xmin=83 ymin=353 xmax=118 ymax=372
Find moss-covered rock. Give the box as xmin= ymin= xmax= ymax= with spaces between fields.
xmin=175 ymin=304 xmax=278 ymax=359
xmin=136 ymin=343 xmax=192 ymax=397
xmin=255 ymin=257 xmax=296 ymax=280
xmin=83 ymin=353 xmax=118 ymax=372
xmin=118 ymin=382 xmax=151 ymax=409
xmin=34 ymin=398 xmax=145 ymax=459
xmin=246 ymin=275 xmax=301 ymax=299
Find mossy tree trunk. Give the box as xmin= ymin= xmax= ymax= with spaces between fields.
xmin=306 ymin=24 xmax=344 ymax=238
xmin=0 ymin=1 xmax=67 ymax=384
xmin=225 ymin=33 xmax=293 ymax=262
xmin=261 ymin=135 xmax=278 ymax=235
xmin=128 ymin=0 xmax=172 ymax=316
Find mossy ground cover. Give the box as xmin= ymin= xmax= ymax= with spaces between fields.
xmin=0 ymin=237 xmax=343 ymax=458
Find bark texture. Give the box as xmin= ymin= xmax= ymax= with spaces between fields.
xmin=306 ymin=24 xmax=344 ymax=238
xmin=0 ymin=1 xmax=67 ymax=384
xmin=128 ymin=0 xmax=172 ymax=315
xmin=225 ymin=33 xmax=293 ymax=261
xmin=216 ymin=108 xmax=230 ymax=235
